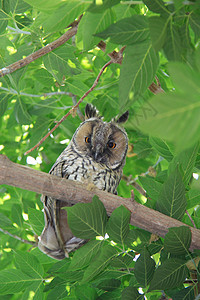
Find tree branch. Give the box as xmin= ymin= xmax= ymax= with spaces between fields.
xmin=0 ymin=154 xmax=200 ymax=251
xmin=0 ymin=86 xmax=74 ymax=98
xmin=0 ymin=16 xmax=82 ymax=77
xmin=24 ymin=59 xmax=112 ymax=155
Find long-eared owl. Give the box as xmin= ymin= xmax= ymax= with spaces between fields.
xmin=38 ymin=104 xmax=129 ymax=259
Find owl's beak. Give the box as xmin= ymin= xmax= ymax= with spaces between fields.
xmin=94 ymin=144 xmax=103 ymax=162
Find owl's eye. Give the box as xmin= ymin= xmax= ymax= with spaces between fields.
xmin=85 ymin=136 xmax=91 ymax=144
xmin=107 ymin=141 xmax=116 ymax=149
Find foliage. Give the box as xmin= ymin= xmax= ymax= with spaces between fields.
xmin=0 ymin=0 xmax=200 ymax=299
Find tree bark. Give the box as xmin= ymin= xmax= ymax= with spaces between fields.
xmin=0 ymin=154 xmax=199 ymax=251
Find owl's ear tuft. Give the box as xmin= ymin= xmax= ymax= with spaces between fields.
xmin=116 ymin=111 xmax=129 ymax=124
xmin=85 ymin=103 xmax=100 ymax=120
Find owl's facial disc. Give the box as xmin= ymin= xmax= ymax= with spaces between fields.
xmin=74 ymin=119 xmax=128 ymax=170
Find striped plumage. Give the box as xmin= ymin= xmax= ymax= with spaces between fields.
xmin=38 ymin=104 xmax=128 ymax=259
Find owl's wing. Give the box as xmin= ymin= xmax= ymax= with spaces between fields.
xmin=38 ymin=161 xmax=85 ymax=260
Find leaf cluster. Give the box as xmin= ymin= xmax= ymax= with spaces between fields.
xmin=1 ymin=0 xmax=200 ymax=299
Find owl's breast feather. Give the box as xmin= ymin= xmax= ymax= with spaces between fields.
xmin=62 ymin=155 xmax=120 ymax=194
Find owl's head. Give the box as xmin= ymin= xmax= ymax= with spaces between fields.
xmin=71 ymin=104 xmax=129 ymax=170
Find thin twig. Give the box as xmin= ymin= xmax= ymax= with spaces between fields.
xmin=122 ymin=157 xmax=164 ymax=197
xmin=72 ymin=94 xmax=84 ymax=121
xmin=122 ymin=175 xmax=146 ymax=196
xmin=7 ymin=25 xmax=31 ymax=35
xmin=0 ymin=86 xmax=73 ymax=98
xmin=129 ymin=156 xmax=164 ymax=184
xmin=24 ymin=60 xmax=112 ymax=155
xmin=128 ymin=156 xmax=164 ymax=185
xmin=186 ymin=210 xmax=197 ymax=228
xmin=0 ymin=227 xmax=37 ymax=246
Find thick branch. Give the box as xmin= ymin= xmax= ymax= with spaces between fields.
xmin=0 ymin=154 xmax=199 ymax=251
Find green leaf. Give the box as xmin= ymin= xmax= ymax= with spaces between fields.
xmin=0 ymin=213 xmax=14 ymax=231
xmin=156 ymin=167 xmax=187 ymax=220
xmin=75 ymin=284 xmax=98 ymax=300
xmin=8 ymin=0 xmax=31 ymax=14
xmin=33 ymin=69 xmax=54 ymax=87
xmin=0 ymin=269 xmax=34 ymax=294
xmin=97 ymin=278 xmax=121 ymax=291
xmin=23 ymin=281 xmax=44 ymax=300
xmin=14 ymin=98 xmax=31 ymax=125
xmin=43 ymin=44 xmax=77 ymax=83
xmin=96 ymin=15 xmax=149 ymax=45
xmin=11 ymin=204 xmax=23 ymax=227
xmin=143 ymin=0 xmax=170 ymax=15
xmin=44 ymin=276 xmax=64 ymax=292
xmin=149 ymin=16 xmax=169 ymax=51
xmin=139 ymin=176 xmax=162 ymax=201
xmin=163 ymin=23 xmax=182 ymax=61
xmin=42 ymin=1 xmax=87 ymax=33
xmin=48 ymin=259 xmax=70 ymax=274
xmin=125 ymin=229 xmax=151 ymax=252
xmin=96 ymin=289 xmax=122 ymax=300
xmin=0 ymin=93 xmax=12 ymax=117
xmin=173 ymin=0 xmax=185 ymax=11
xmin=119 ymin=41 xmax=159 ymax=111
xmin=167 ymin=62 xmax=200 ymax=96
xmin=68 ymin=240 xmax=103 ymax=271
xmin=169 ymin=143 xmax=199 ymax=186
xmin=106 ymin=205 xmax=131 ymax=245
xmin=133 ymin=140 xmax=152 ymax=158
xmin=0 ymin=254 xmax=13 ymax=271
xmin=57 ymin=269 xmax=84 ymax=282
xmin=78 ymin=10 xmax=114 ymax=51
xmin=30 ymin=98 xmax=63 ymax=116
xmin=134 ymin=248 xmax=155 ymax=287
xmin=148 ymin=259 xmax=187 ymax=291
xmin=15 ymin=250 xmax=44 ymax=278
xmin=148 ymin=239 xmax=163 ymax=256
xmin=122 ymin=286 xmax=142 ymax=300
xmin=135 ymin=92 xmax=200 ymax=152
xmin=149 ymin=137 xmax=174 ymax=161
xmin=189 ymin=13 xmax=200 ymax=42
xmin=0 ymin=11 xmax=9 ymax=33
xmin=110 ymin=253 xmax=133 ymax=269
xmin=66 ymin=79 xmax=90 ymax=98
xmin=28 ymin=117 xmax=50 ymax=150
xmin=67 ymin=196 xmax=107 ymax=239
xmin=28 ymin=208 xmax=44 ymax=236
xmin=164 ymin=226 xmax=191 ymax=255
xmin=88 ymin=0 xmax=120 ymax=13
xmin=172 ymin=286 xmax=195 ymax=300
xmin=82 ymin=245 xmax=117 ymax=283
xmin=23 ymin=0 xmax=62 ymax=11
xmin=186 ymin=189 xmax=200 ymax=209
xmin=96 ymin=268 xmax=131 ymax=283
xmin=44 ymin=282 xmax=68 ymax=300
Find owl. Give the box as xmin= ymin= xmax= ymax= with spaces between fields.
xmin=38 ymin=104 xmax=129 ymax=259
